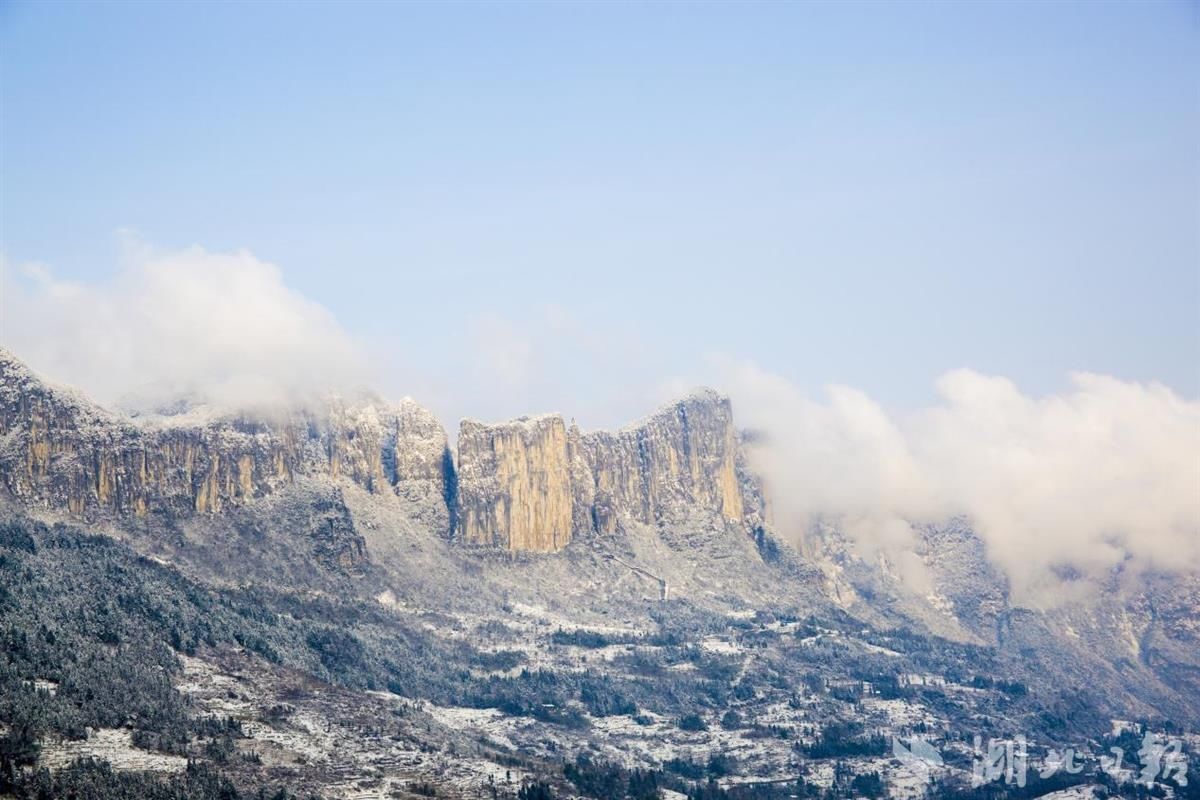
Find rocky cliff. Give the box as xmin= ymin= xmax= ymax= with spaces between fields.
xmin=0 ymin=350 xmax=761 ymax=554
xmin=453 ymin=390 xmax=758 ymax=552
xmin=455 ymin=415 xmax=574 ymax=551
xmin=0 ymin=350 xmax=450 ymax=521
xmin=576 ymin=389 xmax=746 ymax=533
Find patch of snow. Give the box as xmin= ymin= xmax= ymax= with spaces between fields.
xmin=700 ymin=637 xmax=743 ymax=655
xmin=39 ymin=729 xmax=188 ymax=773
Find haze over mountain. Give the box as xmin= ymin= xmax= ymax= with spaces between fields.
xmin=1 ymin=340 xmax=1198 ymax=798
xmin=7 ymin=242 xmax=1198 ymax=608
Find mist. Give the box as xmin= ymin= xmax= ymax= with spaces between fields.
xmin=719 ymin=358 xmax=1200 ymax=605
xmin=5 ymin=242 xmax=1196 ymax=605
xmin=4 ymin=237 xmax=368 ymax=413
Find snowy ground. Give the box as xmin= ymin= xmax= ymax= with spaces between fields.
xmin=39 ymin=728 xmax=189 ymax=773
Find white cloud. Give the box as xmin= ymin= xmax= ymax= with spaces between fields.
xmin=5 ymin=239 xmax=367 ymax=411
xmin=718 ymin=358 xmax=1200 ymax=604
xmin=5 ymin=239 xmax=1195 ymax=605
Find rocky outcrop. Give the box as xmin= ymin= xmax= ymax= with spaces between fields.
xmin=575 ymin=389 xmax=745 ymax=533
xmin=0 ymin=350 xmax=449 ymax=521
xmin=392 ymin=400 xmax=451 ymax=501
xmin=1 ymin=349 xmax=762 ymax=554
xmin=456 ymin=415 xmax=574 ymax=551
xmin=452 ymin=390 xmax=758 ymax=552
xmin=391 ymin=398 xmax=456 ymax=531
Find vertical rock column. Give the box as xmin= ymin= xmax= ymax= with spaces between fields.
xmin=455 ymin=415 xmax=574 ymax=552
xmin=579 ymin=389 xmax=746 ymax=530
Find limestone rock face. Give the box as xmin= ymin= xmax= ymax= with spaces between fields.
xmin=390 ymin=398 xmax=453 ymax=525
xmin=455 ymin=415 xmax=573 ymax=552
xmin=0 ymin=350 xmax=448 ymax=522
xmin=452 ymin=390 xmax=758 ymax=552
xmin=576 ymin=389 xmax=745 ymax=533
xmin=1 ymin=349 xmax=763 ymax=555
xmin=325 ymin=400 xmax=390 ymax=492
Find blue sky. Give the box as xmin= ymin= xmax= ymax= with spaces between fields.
xmin=1 ymin=0 xmax=1197 ymax=426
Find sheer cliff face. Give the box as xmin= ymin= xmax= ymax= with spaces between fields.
xmin=453 ymin=391 xmax=756 ymax=552
xmin=0 ymin=352 xmax=448 ymax=519
xmin=577 ymin=390 xmax=745 ymax=534
xmin=393 ymin=399 xmax=454 ymax=512
xmin=455 ymin=415 xmax=574 ymax=552
xmin=0 ymin=350 xmax=758 ymax=554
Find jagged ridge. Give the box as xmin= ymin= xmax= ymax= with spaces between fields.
xmin=0 ymin=349 xmax=451 ymax=524
xmin=0 ymin=350 xmax=764 ymax=554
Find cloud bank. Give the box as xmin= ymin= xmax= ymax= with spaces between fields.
xmin=719 ymin=358 xmax=1200 ymax=603
xmin=4 ymin=240 xmax=1196 ymax=602
xmin=5 ymin=238 xmax=367 ymax=412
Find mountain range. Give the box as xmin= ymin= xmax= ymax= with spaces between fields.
xmin=0 ymin=347 xmax=1195 ymax=799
